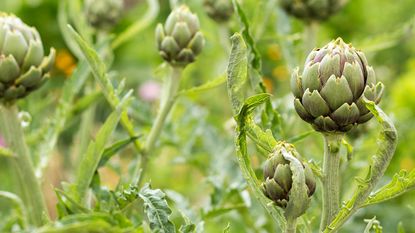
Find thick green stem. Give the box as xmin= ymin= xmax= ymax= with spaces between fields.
xmin=136 ymin=67 xmax=182 ymax=185
xmin=304 ymin=21 xmax=318 ymax=54
xmin=286 ymin=217 xmax=297 ymax=233
xmin=320 ymin=133 xmax=343 ymax=231
xmin=0 ymin=105 xmax=48 ymax=226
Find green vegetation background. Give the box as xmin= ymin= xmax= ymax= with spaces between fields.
xmin=1 ymin=0 xmax=415 ymax=232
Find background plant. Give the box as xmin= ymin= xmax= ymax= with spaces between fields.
xmin=0 ymin=0 xmax=414 ymax=232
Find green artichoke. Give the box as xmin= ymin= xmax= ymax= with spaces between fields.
xmin=291 ymin=38 xmax=383 ymax=133
xmin=155 ymin=5 xmax=205 ymax=67
xmin=279 ymin=0 xmax=347 ymax=22
xmin=262 ymin=144 xmax=316 ymax=208
xmin=0 ymin=13 xmax=55 ymax=102
xmin=84 ymin=0 xmax=124 ymax=30
xmin=203 ymin=0 xmax=234 ymax=23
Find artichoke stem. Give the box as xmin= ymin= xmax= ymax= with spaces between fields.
xmin=304 ymin=21 xmax=318 ymax=53
xmin=0 ymin=104 xmax=49 ymax=226
xmin=138 ymin=67 xmax=183 ymax=185
xmin=286 ymin=217 xmax=297 ymax=233
xmin=320 ymin=133 xmax=343 ymax=231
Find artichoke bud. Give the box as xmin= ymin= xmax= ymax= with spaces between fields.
xmin=279 ymin=0 xmax=347 ymax=22
xmin=203 ymin=0 xmax=234 ymax=23
xmin=291 ymin=38 xmax=384 ymax=133
xmin=84 ymin=0 xmax=124 ymax=30
xmin=0 ymin=13 xmax=55 ymax=102
xmin=261 ymin=143 xmax=316 ymax=209
xmin=156 ymin=5 xmax=205 ymax=67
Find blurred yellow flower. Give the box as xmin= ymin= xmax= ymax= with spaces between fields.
xmin=267 ymin=44 xmax=282 ymax=61
xmin=400 ymin=157 xmax=415 ymax=171
xmin=272 ymin=65 xmax=288 ymax=81
xmin=55 ymin=49 xmax=77 ymax=77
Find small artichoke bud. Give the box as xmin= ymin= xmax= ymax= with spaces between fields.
xmin=261 ymin=143 xmax=316 ymax=210
xmin=203 ymin=0 xmax=234 ymax=23
xmin=0 ymin=13 xmax=55 ymax=102
xmin=84 ymin=0 xmax=124 ymax=30
xmin=279 ymin=0 xmax=347 ymax=22
xmin=291 ymin=38 xmax=384 ymax=133
xmin=156 ymin=5 xmax=205 ymax=67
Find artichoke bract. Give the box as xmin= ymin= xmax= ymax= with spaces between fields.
xmin=0 ymin=13 xmax=55 ymax=102
xmin=156 ymin=5 xmax=205 ymax=67
xmin=203 ymin=0 xmax=234 ymax=23
xmin=279 ymin=0 xmax=347 ymax=22
xmin=262 ymin=145 xmax=316 ymax=209
xmin=291 ymin=38 xmax=383 ymax=133
xmin=84 ymin=0 xmax=124 ymax=30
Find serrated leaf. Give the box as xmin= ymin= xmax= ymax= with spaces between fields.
xmin=139 ymin=183 xmax=175 ymax=233
xmin=362 ymin=169 xmax=415 ymax=207
xmin=324 ymin=98 xmax=398 ymax=232
xmin=227 ymin=33 xmax=249 ymax=115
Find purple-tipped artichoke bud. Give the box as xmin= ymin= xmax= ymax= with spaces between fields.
xmin=203 ymin=0 xmax=234 ymax=23
xmin=84 ymin=0 xmax=124 ymax=30
xmin=279 ymin=0 xmax=347 ymax=22
xmin=156 ymin=5 xmax=205 ymax=67
xmin=261 ymin=143 xmax=316 ymax=209
xmin=291 ymin=38 xmax=384 ymax=133
xmin=0 ymin=13 xmax=55 ymax=103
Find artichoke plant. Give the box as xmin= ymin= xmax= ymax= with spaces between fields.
xmin=155 ymin=5 xmax=205 ymax=67
xmin=262 ymin=144 xmax=316 ymax=209
xmin=291 ymin=38 xmax=383 ymax=133
xmin=84 ymin=0 xmax=124 ymax=30
xmin=279 ymin=0 xmax=347 ymax=22
xmin=203 ymin=0 xmax=234 ymax=23
xmin=0 ymin=13 xmax=55 ymax=102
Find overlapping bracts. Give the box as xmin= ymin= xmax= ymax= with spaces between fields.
xmin=291 ymin=38 xmax=383 ymax=132
xmin=0 ymin=13 xmax=55 ymax=102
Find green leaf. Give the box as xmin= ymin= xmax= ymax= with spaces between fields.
xmin=223 ymin=223 xmax=231 ymax=233
xmin=68 ymin=24 xmax=143 ymax=155
xmin=202 ymin=204 xmax=246 ymax=219
xmin=75 ymin=91 xmax=133 ymax=204
xmin=227 ymin=33 xmax=249 ymax=115
xmin=139 ymin=183 xmax=175 ymax=233
xmin=324 ymin=98 xmax=398 ymax=232
xmin=98 ymin=136 xmax=141 ymax=168
xmin=71 ymin=91 xmax=103 ymax=115
xmin=281 ymin=148 xmax=310 ymax=220
xmin=362 ymin=169 xmax=415 ymax=207
xmin=178 ymin=74 xmax=226 ymax=96
xmin=0 ymin=191 xmax=27 ymax=230
xmin=112 ymin=0 xmax=159 ymax=49
xmin=356 ymin=16 xmax=415 ymax=53
xmin=179 ymin=215 xmax=195 ymax=233
xmin=232 ymin=0 xmax=261 ymax=72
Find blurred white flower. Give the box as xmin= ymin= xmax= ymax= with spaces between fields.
xmin=138 ymin=80 xmax=161 ymax=102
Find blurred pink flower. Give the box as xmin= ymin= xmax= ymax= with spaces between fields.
xmin=138 ymin=80 xmax=161 ymax=102
xmin=0 ymin=135 xmax=5 ymax=147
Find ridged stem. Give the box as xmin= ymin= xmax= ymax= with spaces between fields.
xmin=136 ymin=67 xmax=182 ymax=185
xmin=320 ymin=133 xmax=343 ymax=231
xmin=0 ymin=104 xmax=48 ymax=226
xmin=286 ymin=217 xmax=297 ymax=233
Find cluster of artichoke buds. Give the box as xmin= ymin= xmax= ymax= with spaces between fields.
xmin=156 ymin=5 xmax=205 ymax=67
xmin=84 ymin=0 xmax=124 ymax=30
xmin=262 ymin=143 xmax=316 ymax=211
xmin=291 ymin=38 xmax=383 ymax=133
xmin=279 ymin=0 xmax=347 ymax=22
xmin=203 ymin=0 xmax=234 ymax=23
xmin=0 ymin=13 xmax=55 ymax=102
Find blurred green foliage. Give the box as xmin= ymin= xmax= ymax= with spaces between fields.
xmin=0 ymin=0 xmax=415 ymax=232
